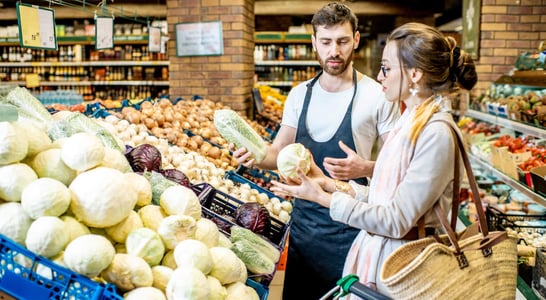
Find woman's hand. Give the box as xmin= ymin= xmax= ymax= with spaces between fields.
xmin=270 ymin=168 xmax=332 ymax=208
xmin=228 ymin=143 xmax=255 ymax=167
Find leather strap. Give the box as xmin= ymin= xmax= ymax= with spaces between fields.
xmin=432 ymin=120 xmax=508 ymax=263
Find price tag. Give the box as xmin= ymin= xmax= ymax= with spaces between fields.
xmin=95 ymin=16 xmax=114 ymax=50
xmin=16 ymin=3 xmax=57 ymax=50
xmin=26 ymin=73 xmax=40 ymax=88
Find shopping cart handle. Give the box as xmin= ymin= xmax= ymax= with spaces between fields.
xmin=338 ymin=275 xmax=392 ymax=300
xmin=348 ymin=281 xmax=392 ymax=300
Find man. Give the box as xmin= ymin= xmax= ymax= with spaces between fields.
xmin=233 ymin=2 xmax=397 ymax=298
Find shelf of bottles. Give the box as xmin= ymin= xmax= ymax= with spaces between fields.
xmin=0 ymin=43 xmax=169 ymax=101
xmin=254 ymin=43 xmax=320 ymax=89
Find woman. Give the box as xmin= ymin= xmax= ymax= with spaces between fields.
xmin=270 ymin=22 xmax=478 ymax=297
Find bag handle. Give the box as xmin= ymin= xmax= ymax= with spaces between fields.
xmin=431 ymin=120 xmax=508 ymax=267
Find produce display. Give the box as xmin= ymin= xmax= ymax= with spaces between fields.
xmin=0 ymin=87 xmax=291 ymax=299
xmin=471 ymin=86 xmax=546 ymax=127
xmin=458 ymin=117 xmax=546 ymax=269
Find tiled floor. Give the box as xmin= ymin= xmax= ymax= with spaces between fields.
xmin=268 ymin=270 xmax=284 ymax=300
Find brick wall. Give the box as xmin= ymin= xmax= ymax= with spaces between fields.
xmin=475 ymin=0 xmax=546 ymax=94
xmin=167 ymin=0 xmax=255 ymax=114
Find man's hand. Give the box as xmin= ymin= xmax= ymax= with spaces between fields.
xmin=323 ymin=141 xmax=373 ymax=180
xmin=228 ymin=143 xmax=255 ymax=167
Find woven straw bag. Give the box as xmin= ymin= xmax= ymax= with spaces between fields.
xmin=380 ymin=121 xmax=519 ymax=299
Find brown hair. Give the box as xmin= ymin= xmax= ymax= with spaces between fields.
xmin=386 ymin=22 xmax=478 ymax=144
xmin=311 ymin=2 xmax=358 ymax=35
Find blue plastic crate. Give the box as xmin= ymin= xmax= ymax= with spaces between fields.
xmin=0 ymin=235 xmax=122 ymax=300
xmin=246 ymin=278 xmax=269 ymax=300
xmin=193 ymin=183 xmax=289 ymax=287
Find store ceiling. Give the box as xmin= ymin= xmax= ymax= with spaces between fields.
xmin=0 ymin=0 xmax=462 ymax=33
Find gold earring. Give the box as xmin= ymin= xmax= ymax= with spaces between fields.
xmin=409 ymin=83 xmax=419 ymax=96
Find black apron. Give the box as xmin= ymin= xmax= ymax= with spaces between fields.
xmin=282 ymin=69 xmax=364 ymax=299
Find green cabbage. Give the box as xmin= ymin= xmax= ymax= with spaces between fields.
xmin=214 ymin=109 xmax=267 ymax=163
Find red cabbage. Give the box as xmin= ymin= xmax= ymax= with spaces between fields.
xmin=234 ymin=202 xmax=271 ymax=235
xmin=125 ymin=144 xmax=162 ymax=172
xmin=160 ymin=168 xmax=191 ymax=189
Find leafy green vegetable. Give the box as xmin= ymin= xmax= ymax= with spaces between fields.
xmin=214 ymin=109 xmax=267 ymax=163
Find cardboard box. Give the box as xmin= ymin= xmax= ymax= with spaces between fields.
xmin=491 ymin=145 xmax=509 ymax=171
xmin=503 ymin=151 xmax=532 ymax=180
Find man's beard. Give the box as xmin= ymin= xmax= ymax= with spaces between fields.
xmin=317 ymin=51 xmax=354 ymax=76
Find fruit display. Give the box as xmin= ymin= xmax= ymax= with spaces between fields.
xmin=470 ymin=82 xmax=546 ymax=128
xmin=0 ymin=87 xmax=291 ymax=299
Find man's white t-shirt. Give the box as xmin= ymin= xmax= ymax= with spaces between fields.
xmin=282 ymin=74 xmax=397 ymax=161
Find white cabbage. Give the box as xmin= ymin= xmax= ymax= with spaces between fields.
xmin=126 ymin=227 xmax=165 ymax=266
xmin=173 ymin=239 xmax=212 ymax=274
xmin=277 ymin=143 xmax=311 ymax=179
xmin=166 ymin=266 xmax=210 ymax=300
xmin=157 ymin=215 xmax=196 ymax=250
xmin=159 ymin=185 xmax=202 ymax=220
xmin=0 ymin=202 xmax=32 ymax=245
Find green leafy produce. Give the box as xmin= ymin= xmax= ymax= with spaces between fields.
xmin=230 ymin=239 xmax=276 ymax=275
xmin=143 ymin=171 xmax=179 ymax=205
xmin=214 ymin=109 xmax=267 ymax=163
xmin=3 ymin=87 xmax=53 ymax=124
xmin=229 ymin=226 xmax=280 ymax=263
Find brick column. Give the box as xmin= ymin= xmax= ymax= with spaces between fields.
xmin=474 ymin=0 xmax=546 ymax=94
xmin=166 ymin=0 xmax=255 ymax=115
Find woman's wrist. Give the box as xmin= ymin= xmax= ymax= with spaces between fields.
xmin=334 ymin=179 xmax=351 ymax=193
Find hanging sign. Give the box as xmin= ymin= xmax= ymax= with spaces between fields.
xmin=175 ymin=21 xmax=223 ymax=57
xmin=16 ymin=3 xmax=57 ymax=50
xmin=148 ymin=26 xmax=162 ymax=53
xmin=95 ymin=16 xmax=114 ymax=50
xmin=160 ymin=36 xmax=169 ymax=54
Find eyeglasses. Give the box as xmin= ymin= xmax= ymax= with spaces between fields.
xmin=380 ymin=65 xmax=390 ymax=77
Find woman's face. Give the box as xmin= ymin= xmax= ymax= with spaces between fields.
xmin=377 ymin=41 xmax=409 ymax=102
xmin=312 ymin=22 xmax=358 ymax=76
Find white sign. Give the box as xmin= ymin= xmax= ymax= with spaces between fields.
xmin=148 ymin=26 xmax=161 ymax=53
xmin=175 ymin=21 xmax=223 ymax=57
xmin=95 ymin=17 xmax=114 ymax=50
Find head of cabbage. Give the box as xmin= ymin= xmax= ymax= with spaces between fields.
xmin=276 ymin=143 xmax=311 ymax=179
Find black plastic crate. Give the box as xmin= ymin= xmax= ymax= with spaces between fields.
xmin=194 ymin=183 xmax=288 ymax=250
xmin=486 ymin=206 xmax=546 ymax=235
xmin=193 ymin=183 xmax=289 ymax=287
xmin=224 ymin=170 xmax=279 ymax=202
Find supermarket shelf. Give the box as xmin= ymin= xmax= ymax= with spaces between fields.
xmin=255 ymin=60 xmax=318 ymax=66
xmin=468 ymin=152 xmax=546 ymax=207
xmin=2 ymin=60 xmax=169 ymax=67
xmin=466 ymin=109 xmax=546 ymax=139
xmin=10 ymin=80 xmax=169 ymax=86
xmin=0 ymin=35 xmax=151 ymax=45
